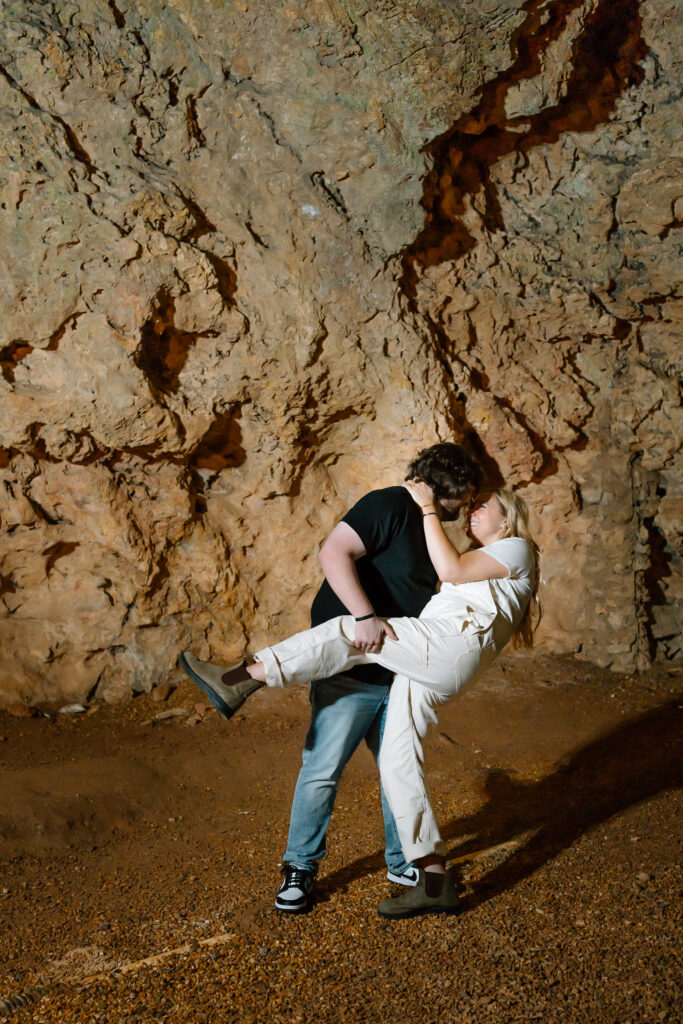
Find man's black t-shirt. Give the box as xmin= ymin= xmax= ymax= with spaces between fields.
xmin=310 ymin=486 xmax=438 ymax=684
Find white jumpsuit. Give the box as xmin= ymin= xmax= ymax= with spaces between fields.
xmin=255 ymin=537 xmax=535 ymax=861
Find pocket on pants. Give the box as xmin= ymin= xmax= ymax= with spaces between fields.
xmin=452 ymin=643 xmax=483 ymax=692
xmin=456 ymin=632 xmax=498 ymax=689
xmin=442 ymin=628 xmax=496 ymax=691
xmin=423 ymin=632 xmax=476 ymax=693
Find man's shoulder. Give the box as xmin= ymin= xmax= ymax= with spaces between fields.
xmin=357 ymin=484 xmax=411 ymax=505
xmin=346 ymin=485 xmax=412 ymax=520
xmin=342 ymin=485 xmax=415 ymax=548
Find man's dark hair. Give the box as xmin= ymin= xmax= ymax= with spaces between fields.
xmin=406 ymin=442 xmax=482 ymax=500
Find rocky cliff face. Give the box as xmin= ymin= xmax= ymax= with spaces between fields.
xmin=0 ymin=0 xmax=680 ymax=705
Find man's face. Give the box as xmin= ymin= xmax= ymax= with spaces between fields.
xmin=436 ymin=486 xmax=475 ymax=522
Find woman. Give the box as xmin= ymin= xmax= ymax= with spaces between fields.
xmin=181 ymin=485 xmax=541 ymax=918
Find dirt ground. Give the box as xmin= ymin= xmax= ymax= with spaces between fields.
xmin=0 ymin=654 xmax=681 ymax=1024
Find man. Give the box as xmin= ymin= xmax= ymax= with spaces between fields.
xmin=273 ymin=442 xmax=482 ymax=913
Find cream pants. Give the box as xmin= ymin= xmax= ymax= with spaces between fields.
xmin=255 ymin=614 xmax=502 ymax=861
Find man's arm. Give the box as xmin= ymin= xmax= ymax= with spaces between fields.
xmin=319 ymin=522 xmax=398 ymax=653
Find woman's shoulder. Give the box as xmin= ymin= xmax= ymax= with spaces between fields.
xmin=487 ymin=536 xmax=531 ymax=552
xmin=485 ymin=537 xmax=535 ymax=577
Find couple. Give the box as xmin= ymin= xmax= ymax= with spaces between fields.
xmin=181 ymin=443 xmax=541 ymax=919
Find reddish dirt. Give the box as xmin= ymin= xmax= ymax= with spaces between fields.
xmin=0 ymin=654 xmax=681 ymax=1023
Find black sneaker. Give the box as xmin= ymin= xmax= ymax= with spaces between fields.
xmin=275 ymin=864 xmax=315 ymax=914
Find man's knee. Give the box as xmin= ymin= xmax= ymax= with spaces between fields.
xmin=300 ymin=733 xmax=354 ymax=781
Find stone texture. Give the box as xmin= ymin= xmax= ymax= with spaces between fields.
xmin=0 ymin=0 xmax=680 ymax=705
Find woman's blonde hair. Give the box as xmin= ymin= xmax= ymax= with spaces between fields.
xmin=491 ymin=488 xmax=542 ymax=649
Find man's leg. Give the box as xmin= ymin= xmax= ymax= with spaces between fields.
xmin=277 ymin=675 xmax=392 ymax=911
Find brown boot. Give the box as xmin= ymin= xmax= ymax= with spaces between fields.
xmin=377 ymin=868 xmax=462 ymax=919
xmin=179 ymin=652 xmax=264 ymax=720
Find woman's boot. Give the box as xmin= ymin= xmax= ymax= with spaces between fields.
xmin=377 ymin=868 xmax=461 ymax=919
xmin=179 ymin=652 xmax=264 ymax=719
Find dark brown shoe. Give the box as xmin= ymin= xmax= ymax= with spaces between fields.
xmin=179 ymin=652 xmax=264 ymax=720
xmin=377 ymin=868 xmax=462 ymax=919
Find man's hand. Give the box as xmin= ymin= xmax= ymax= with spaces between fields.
xmin=354 ymin=615 xmax=398 ymax=654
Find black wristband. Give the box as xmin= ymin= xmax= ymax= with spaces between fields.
xmin=423 ymin=511 xmax=439 ymax=518
xmin=354 ymin=612 xmax=376 ymax=622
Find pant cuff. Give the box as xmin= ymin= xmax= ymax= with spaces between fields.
xmin=253 ymin=646 xmax=285 ymax=688
xmin=395 ymin=820 xmax=445 ymax=862
xmin=401 ymin=838 xmax=445 ymax=860
xmin=282 ymin=858 xmax=319 ymax=875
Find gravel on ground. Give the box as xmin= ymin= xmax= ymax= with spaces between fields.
xmin=0 ymin=654 xmax=680 ymax=1024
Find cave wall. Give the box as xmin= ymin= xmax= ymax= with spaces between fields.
xmin=0 ymin=0 xmax=680 ymax=706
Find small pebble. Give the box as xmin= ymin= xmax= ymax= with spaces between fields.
xmin=59 ymin=704 xmax=88 ymax=715
xmin=151 ymin=683 xmax=174 ymax=704
xmin=6 ymin=702 xmax=38 ymax=718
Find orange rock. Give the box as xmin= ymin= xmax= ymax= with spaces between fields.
xmin=6 ymin=703 xmax=38 ymax=719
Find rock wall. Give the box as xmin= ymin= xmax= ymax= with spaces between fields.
xmin=0 ymin=0 xmax=680 ymax=705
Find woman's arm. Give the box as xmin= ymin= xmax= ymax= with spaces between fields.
xmin=405 ymin=482 xmax=507 ymax=585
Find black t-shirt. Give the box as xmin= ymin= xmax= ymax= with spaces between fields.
xmin=310 ymin=486 xmax=438 ymax=684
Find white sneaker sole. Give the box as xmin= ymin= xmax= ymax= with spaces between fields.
xmin=275 ymin=895 xmax=313 ymax=913
xmin=386 ymin=868 xmax=419 ymax=887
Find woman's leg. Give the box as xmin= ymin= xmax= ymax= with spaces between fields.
xmin=182 ymin=615 xmax=491 ymax=720
xmin=377 ymin=675 xmax=447 ymax=864
xmin=375 ymin=676 xmax=462 ymax=918
xmin=253 ymin=614 xmax=480 ymax=696
xmin=252 ymin=616 xmax=368 ymax=687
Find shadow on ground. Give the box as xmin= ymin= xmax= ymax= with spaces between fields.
xmin=318 ymin=698 xmax=682 ymax=905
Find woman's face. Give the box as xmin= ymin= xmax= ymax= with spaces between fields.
xmin=468 ymin=493 xmax=507 ymax=543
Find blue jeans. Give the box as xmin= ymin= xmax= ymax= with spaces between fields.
xmin=283 ymin=674 xmax=412 ymax=875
